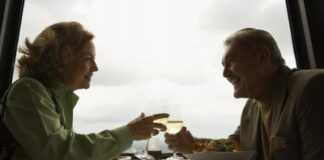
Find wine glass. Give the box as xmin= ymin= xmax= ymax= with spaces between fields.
xmin=146 ymin=137 xmax=163 ymax=160
xmin=134 ymin=117 xmax=168 ymax=160
xmin=134 ymin=141 xmax=155 ymax=160
xmin=166 ymin=120 xmax=186 ymax=160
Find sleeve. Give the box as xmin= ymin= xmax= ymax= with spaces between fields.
xmin=4 ymin=78 xmax=133 ymax=160
xmin=297 ymin=75 xmax=324 ymax=160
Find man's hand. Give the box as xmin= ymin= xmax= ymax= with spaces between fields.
xmin=164 ymin=127 xmax=195 ymax=153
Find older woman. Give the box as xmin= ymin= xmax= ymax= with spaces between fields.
xmin=0 ymin=21 xmax=168 ymax=160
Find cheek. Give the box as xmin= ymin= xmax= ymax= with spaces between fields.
xmin=64 ymin=68 xmax=76 ymax=81
xmin=234 ymin=66 xmax=255 ymax=87
xmin=75 ymin=63 xmax=89 ymax=74
xmin=70 ymin=67 xmax=86 ymax=80
xmin=242 ymin=70 xmax=261 ymax=91
xmin=69 ymin=73 xmax=81 ymax=83
xmin=231 ymin=65 xmax=245 ymax=76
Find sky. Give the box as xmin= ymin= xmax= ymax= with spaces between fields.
xmin=16 ymin=0 xmax=296 ymax=150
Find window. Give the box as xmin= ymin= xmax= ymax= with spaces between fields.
xmin=14 ymin=0 xmax=296 ymax=152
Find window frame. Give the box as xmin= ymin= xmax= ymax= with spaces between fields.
xmin=286 ymin=0 xmax=324 ymax=69
xmin=0 ymin=0 xmax=24 ymax=97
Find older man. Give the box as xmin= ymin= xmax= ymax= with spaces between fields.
xmin=165 ymin=28 xmax=324 ymax=160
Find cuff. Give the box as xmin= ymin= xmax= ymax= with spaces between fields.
xmin=110 ymin=125 xmax=133 ymax=152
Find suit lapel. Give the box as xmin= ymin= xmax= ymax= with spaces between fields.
xmin=270 ymin=67 xmax=296 ymax=134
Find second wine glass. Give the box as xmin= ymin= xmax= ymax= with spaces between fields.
xmin=134 ymin=141 xmax=155 ymax=160
xmin=135 ymin=117 xmax=169 ymax=160
xmin=166 ymin=120 xmax=186 ymax=160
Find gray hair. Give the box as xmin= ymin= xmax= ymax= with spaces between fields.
xmin=224 ymin=28 xmax=285 ymax=65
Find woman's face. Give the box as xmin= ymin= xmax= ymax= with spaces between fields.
xmin=63 ymin=41 xmax=98 ymax=91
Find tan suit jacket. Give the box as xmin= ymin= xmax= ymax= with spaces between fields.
xmin=236 ymin=67 xmax=324 ymax=160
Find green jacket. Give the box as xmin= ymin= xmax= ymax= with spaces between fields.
xmin=1 ymin=77 xmax=132 ymax=160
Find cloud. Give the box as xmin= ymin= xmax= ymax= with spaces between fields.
xmin=92 ymin=67 xmax=140 ymax=86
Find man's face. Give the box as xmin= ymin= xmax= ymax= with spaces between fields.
xmin=63 ymin=41 xmax=99 ymax=91
xmin=222 ymin=42 xmax=265 ymax=99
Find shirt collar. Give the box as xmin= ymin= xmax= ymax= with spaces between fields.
xmin=257 ymin=65 xmax=293 ymax=108
xmin=50 ymin=82 xmax=79 ymax=109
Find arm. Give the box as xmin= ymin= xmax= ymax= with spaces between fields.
xmin=4 ymin=78 xmax=132 ymax=160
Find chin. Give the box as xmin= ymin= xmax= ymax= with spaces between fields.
xmin=233 ymin=88 xmax=240 ymax=98
xmin=83 ymin=84 xmax=91 ymax=89
xmin=233 ymin=93 xmax=241 ymax=98
xmin=233 ymin=90 xmax=245 ymax=98
xmin=79 ymin=82 xmax=91 ymax=89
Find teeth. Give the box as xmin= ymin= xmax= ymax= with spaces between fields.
xmin=230 ymin=78 xmax=240 ymax=85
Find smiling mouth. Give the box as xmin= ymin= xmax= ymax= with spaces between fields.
xmin=229 ymin=77 xmax=241 ymax=89
xmin=85 ymin=75 xmax=92 ymax=81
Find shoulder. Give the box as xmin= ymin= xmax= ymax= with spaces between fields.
xmin=288 ymin=69 xmax=324 ymax=94
xmin=8 ymin=77 xmax=48 ymax=100
xmin=288 ymin=69 xmax=324 ymax=112
xmin=289 ymin=69 xmax=324 ymax=85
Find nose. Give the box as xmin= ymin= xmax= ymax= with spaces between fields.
xmin=223 ymin=66 xmax=229 ymax=78
xmin=92 ymin=61 xmax=99 ymax=72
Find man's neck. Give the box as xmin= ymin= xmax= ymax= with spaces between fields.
xmin=255 ymin=64 xmax=280 ymax=103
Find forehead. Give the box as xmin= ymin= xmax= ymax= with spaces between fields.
xmin=222 ymin=43 xmax=247 ymax=61
xmin=80 ymin=41 xmax=96 ymax=56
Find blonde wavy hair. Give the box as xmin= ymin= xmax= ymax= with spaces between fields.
xmin=18 ymin=21 xmax=94 ymax=87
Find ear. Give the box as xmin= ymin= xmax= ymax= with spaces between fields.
xmin=258 ymin=47 xmax=271 ymax=64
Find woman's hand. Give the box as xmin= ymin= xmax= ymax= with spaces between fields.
xmin=127 ymin=112 xmax=169 ymax=140
xmin=164 ymin=127 xmax=195 ymax=153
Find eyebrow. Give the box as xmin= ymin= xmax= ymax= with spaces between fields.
xmin=222 ymin=54 xmax=235 ymax=66
xmin=224 ymin=54 xmax=234 ymax=61
xmin=82 ymin=53 xmax=95 ymax=58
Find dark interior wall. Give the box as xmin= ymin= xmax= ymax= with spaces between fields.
xmin=0 ymin=0 xmax=5 ymax=33
xmin=304 ymin=0 xmax=324 ymax=68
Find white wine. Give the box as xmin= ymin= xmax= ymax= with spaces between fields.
xmin=166 ymin=120 xmax=183 ymax=134
xmin=153 ymin=118 xmax=169 ymax=125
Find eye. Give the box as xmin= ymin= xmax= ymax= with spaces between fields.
xmin=82 ymin=55 xmax=94 ymax=61
xmin=226 ymin=58 xmax=233 ymax=66
xmin=229 ymin=59 xmax=234 ymax=64
xmin=228 ymin=56 xmax=237 ymax=64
